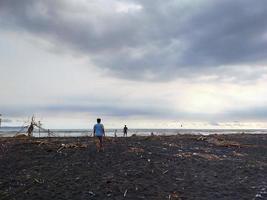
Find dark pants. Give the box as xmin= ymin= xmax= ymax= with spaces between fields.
xmin=96 ymin=136 xmax=103 ymax=148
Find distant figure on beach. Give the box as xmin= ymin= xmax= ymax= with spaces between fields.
xmin=93 ymin=118 xmax=105 ymax=151
xmin=114 ymin=129 xmax=117 ymax=138
xmin=123 ymin=125 xmax=128 ymax=137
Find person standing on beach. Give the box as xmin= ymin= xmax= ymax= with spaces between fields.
xmin=123 ymin=125 xmax=128 ymax=137
xmin=93 ymin=118 xmax=105 ymax=151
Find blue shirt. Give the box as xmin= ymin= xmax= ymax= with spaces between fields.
xmin=93 ymin=123 xmax=105 ymax=136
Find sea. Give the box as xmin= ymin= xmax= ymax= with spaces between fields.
xmin=0 ymin=127 xmax=266 ymax=137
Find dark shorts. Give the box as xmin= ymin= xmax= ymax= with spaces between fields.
xmin=97 ymin=136 xmax=103 ymax=143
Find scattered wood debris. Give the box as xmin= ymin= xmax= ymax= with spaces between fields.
xmin=174 ymin=152 xmax=221 ymax=160
xmin=128 ymin=147 xmax=144 ymax=153
xmin=206 ymin=137 xmax=241 ymax=147
xmin=174 ymin=152 xmax=193 ymax=158
xmin=123 ymin=189 xmax=128 ymax=197
xmin=232 ymin=151 xmax=245 ymax=157
xmin=163 ymin=170 xmax=169 ymax=174
xmin=56 ymin=143 xmax=88 ymax=152
xmin=14 ymin=134 xmax=28 ymax=139
xmin=193 ymin=152 xmax=221 ymax=160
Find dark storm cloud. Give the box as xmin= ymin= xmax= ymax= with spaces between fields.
xmin=1 ymin=0 xmax=267 ymax=80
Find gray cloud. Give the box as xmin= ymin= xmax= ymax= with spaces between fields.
xmin=1 ymin=0 xmax=267 ymax=81
xmin=4 ymin=103 xmax=267 ymax=122
xmin=222 ymin=106 xmax=267 ymax=121
xmin=0 ymin=103 xmax=175 ymax=118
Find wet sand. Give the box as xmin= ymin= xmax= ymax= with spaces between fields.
xmin=0 ymin=134 xmax=267 ymax=200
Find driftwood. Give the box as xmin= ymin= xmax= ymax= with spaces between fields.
xmin=57 ymin=143 xmax=88 ymax=152
xmin=128 ymin=147 xmax=144 ymax=153
xmin=14 ymin=134 xmax=28 ymax=139
xmin=207 ymin=137 xmax=241 ymax=147
xmin=174 ymin=152 xmax=221 ymax=160
xmin=123 ymin=189 xmax=128 ymax=197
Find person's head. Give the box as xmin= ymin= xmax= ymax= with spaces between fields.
xmin=124 ymin=125 xmax=127 ymax=127
xmin=97 ymin=118 xmax=101 ymax=123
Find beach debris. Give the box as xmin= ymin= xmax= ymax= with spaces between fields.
xmin=31 ymin=140 xmax=52 ymax=146
xmin=36 ymin=141 xmax=46 ymax=146
xmin=232 ymin=151 xmax=245 ymax=157
xmin=65 ymin=143 xmax=87 ymax=148
xmin=88 ymin=191 xmax=95 ymax=197
xmin=207 ymin=137 xmax=241 ymax=147
xmin=196 ymin=135 xmax=242 ymax=148
xmin=33 ymin=178 xmax=44 ymax=184
xmin=193 ymin=152 xmax=221 ymax=160
xmin=254 ymin=184 xmax=267 ymax=199
xmin=128 ymin=147 xmax=144 ymax=153
xmin=163 ymin=170 xmax=169 ymax=174
xmin=56 ymin=143 xmax=88 ymax=152
xmin=174 ymin=152 xmax=221 ymax=160
xmin=255 ymin=193 xmax=263 ymax=199
xmin=163 ymin=142 xmax=179 ymax=147
xmin=14 ymin=134 xmax=28 ymax=138
xmin=174 ymin=152 xmax=192 ymax=158
xmin=13 ymin=115 xmax=57 ymax=138
xmin=107 ymin=190 xmax=112 ymax=197
xmin=123 ymin=189 xmax=128 ymax=197
xmin=57 ymin=145 xmax=65 ymax=152
xmin=197 ymin=136 xmax=206 ymax=141
xmin=20 ymin=116 xmax=36 ymax=137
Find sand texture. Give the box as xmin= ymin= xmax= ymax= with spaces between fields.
xmin=0 ymin=134 xmax=267 ymax=200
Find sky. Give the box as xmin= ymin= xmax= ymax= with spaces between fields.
xmin=1 ymin=0 xmax=267 ymax=129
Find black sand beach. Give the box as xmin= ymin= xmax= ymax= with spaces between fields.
xmin=0 ymin=134 xmax=267 ymax=200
